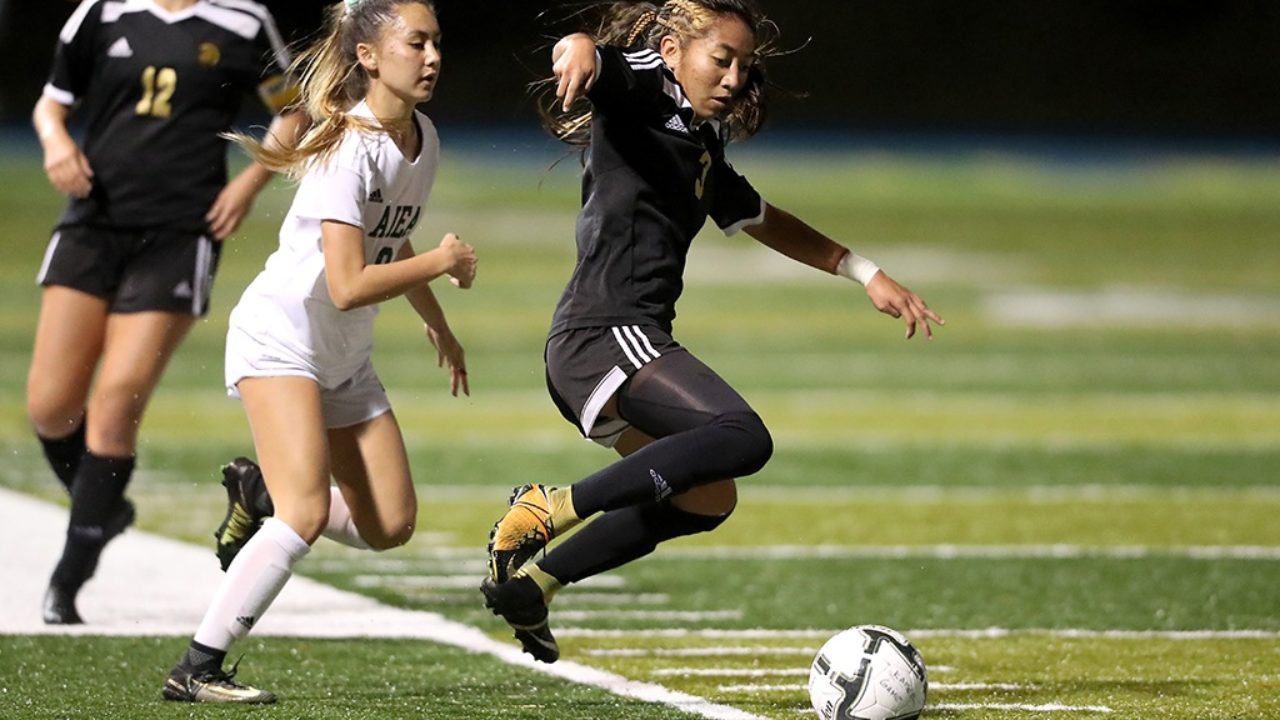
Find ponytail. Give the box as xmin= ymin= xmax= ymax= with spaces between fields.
xmin=228 ymin=0 xmax=434 ymax=177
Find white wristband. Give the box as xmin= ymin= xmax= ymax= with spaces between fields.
xmin=837 ymin=251 xmax=881 ymax=286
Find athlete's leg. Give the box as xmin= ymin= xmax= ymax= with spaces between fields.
xmin=495 ymin=349 xmax=768 ymax=572
xmin=532 ymin=430 xmax=739 ymax=592
xmin=327 ymin=410 xmax=417 ymax=550
xmin=43 ymin=309 xmax=194 ymax=623
xmin=27 ymin=286 xmax=106 ymax=490
xmin=171 ymin=377 xmax=327 ymax=701
xmin=486 ymin=352 xmax=768 ymax=662
xmin=87 ymin=310 xmax=197 ymax=454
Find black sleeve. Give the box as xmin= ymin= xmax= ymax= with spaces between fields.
xmin=586 ymin=44 xmax=666 ymax=115
xmin=708 ymin=155 xmax=764 ymax=235
xmin=248 ymin=7 xmax=297 ymax=112
xmin=45 ymin=0 xmax=103 ymax=104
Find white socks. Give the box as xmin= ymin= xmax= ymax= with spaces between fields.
xmin=193 ymin=517 xmax=310 ymax=650
xmin=322 ymin=486 xmax=370 ymax=550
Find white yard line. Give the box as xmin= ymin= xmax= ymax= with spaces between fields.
xmin=981 ymin=287 xmax=1280 ymax=329
xmin=560 ymin=627 xmax=1280 ymax=640
xmin=719 ymin=682 xmax=1028 ymax=693
xmin=586 ymin=647 xmax=821 ymax=657
xmin=556 ymin=610 xmax=743 ymax=622
xmin=654 ymin=667 xmax=957 ymax=678
xmin=352 ymin=573 xmax=627 ymax=589
xmin=654 ymin=668 xmax=810 ymax=677
xmin=931 ymin=702 xmax=1113 ymax=713
xmin=0 ymin=487 xmax=763 ymax=720
xmin=657 ymin=544 xmax=1280 ymax=560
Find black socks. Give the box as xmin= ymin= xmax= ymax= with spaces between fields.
xmin=539 ymin=502 xmax=729 ymax=585
xmin=50 ymin=453 xmax=136 ymax=592
xmin=569 ymin=411 xmax=771 ymax=517
xmin=38 ymin=421 xmax=87 ymax=492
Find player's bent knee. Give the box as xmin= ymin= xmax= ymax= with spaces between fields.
xmin=654 ymin=503 xmax=732 ymax=538
xmin=26 ymin=399 xmax=83 ymax=439
xmin=280 ymin=502 xmax=331 ymax=544
xmin=719 ymin=411 xmax=773 ymax=478
xmin=363 ymin=521 xmax=415 ymax=551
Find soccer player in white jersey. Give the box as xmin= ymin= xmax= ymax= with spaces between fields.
xmin=30 ymin=0 xmax=307 ymax=625
xmin=163 ymin=0 xmax=475 ymax=703
xmin=482 ymin=0 xmax=943 ymax=663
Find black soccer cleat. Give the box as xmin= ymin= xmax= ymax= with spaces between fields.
xmin=42 ymin=582 xmax=83 ymax=625
xmin=213 ymin=457 xmax=274 ymax=572
xmin=480 ymin=575 xmax=560 ymax=663
xmin=162 ymin=661 xmax=276 ymax=704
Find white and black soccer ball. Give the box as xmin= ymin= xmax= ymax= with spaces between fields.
xmin=807 ymin=625 xmax=928 ymax=720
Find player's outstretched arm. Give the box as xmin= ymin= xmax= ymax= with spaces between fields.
xmin=744 ymin=202 xmax=944 ymax=339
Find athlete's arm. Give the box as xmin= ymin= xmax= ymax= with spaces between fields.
xmin=322 ymin=224 xmax=475 ymax=311
xmin=743 ymin=203 xmax=849 ymax=274
xmin=745 ymin=203 xmax=944 ymax=339
xmin=207 ymin=109 xmax=311 ymax=240
xmin=552 ymin=33 xmax=598 ymax=111
xmin=32 ymin=95 xmax=92 ymax=199
xmin=401 ymin=241 xmax=469 ymax=397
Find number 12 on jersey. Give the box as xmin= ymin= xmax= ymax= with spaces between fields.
xmin=136 ymin=66 xmax=177 ymax=118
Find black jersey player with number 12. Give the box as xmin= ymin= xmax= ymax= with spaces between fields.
xmin=30 ymin=0 xmax=307 ymax=625
xmin=483 ymin=0 xmax=944 ymax=663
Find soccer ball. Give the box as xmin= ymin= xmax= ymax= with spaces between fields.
xmin=807 ymin=625 xmax=928 ymax=720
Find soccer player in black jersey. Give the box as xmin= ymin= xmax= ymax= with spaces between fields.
xmin=29 ymin=0 xmax=307 ymax=625
xmin=484 ymin=0 xmax=944 ymax=663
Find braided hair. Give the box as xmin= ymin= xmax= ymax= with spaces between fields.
xmin=540 ymin=0 xmax=776 ymax=146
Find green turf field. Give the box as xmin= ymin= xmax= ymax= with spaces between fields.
xmin=1 ymin=138 xmax=1278 ymax=719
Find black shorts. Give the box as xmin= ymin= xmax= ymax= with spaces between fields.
xmin=545 ymin=324 xmax=683 ymax=446
xmin=36 ymin=226 xmax=221 ymax=316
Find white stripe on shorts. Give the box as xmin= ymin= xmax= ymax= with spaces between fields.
xmin=613 ymin=325 xmax=664 ymax=369
xmin=630 ymin=325 xmax=663 ymax=359
xmin=612 ymin=326 xmax=644 ymax=369
xmin=192 ymin=235 xmax=213 ymax=314
xmin=36 ymin=232 xmax=61 ymax=285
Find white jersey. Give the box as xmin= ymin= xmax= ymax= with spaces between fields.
xmin=227 ymin=100 xmax=439 ymax=388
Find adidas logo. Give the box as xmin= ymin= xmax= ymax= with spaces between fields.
xmin=368 ymin=188 xmax=384 ymax=203
xmin=235 ymin=615 xmax=257 ymax=630
xmin=173 ymin=280 xmax=193 ymax=299
xmin=664 ymin=115 xmax=688 ymax=134
xmin=107 ymin=37 xmax=133 ymax=58
xmin=649 ymin=468 xmax=672 ymax=501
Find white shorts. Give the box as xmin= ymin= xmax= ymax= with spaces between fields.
xmin=225 ymin=325 xmax=391 ymax=429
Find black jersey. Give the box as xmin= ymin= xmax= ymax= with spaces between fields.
xmin=46 ymin=0 xmax=293 ymax=232
xmin=549 ymin=45 xmax=765 ymax=336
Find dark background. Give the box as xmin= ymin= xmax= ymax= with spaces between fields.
xmin=2 ymin=0 xmax=1278 ymax=143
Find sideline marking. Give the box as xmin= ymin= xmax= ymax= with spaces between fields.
xmin=657 ymin=544 xmax=1280 ymax=561
xmin=0 ymin=487 xmax=763 ymax=720
xmin=720 ymin=682 xmax=1028 ymax=692
xmin=559 ymin=627 xmax=1280 ymax=640
xmin=932 ymin=702 xmax=1113 ymax=714
xmin=352 ymin=573 xmax=627 ymax=589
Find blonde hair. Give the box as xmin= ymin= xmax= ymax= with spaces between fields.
xmin=229 ymin=0 xmax=436 ymax=176
xmin=540 ymin=0 xmax=777 ymax=146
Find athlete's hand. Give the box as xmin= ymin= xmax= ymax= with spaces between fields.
xmin=42 ymin=134 xmax=94 ymax=199
xmin=552 ymin=33 xmax=597 ymax=111
xmin=864 ymin=272 xmax=945 ymax=340
xmin=440 ymin=233 xmax=476 ymax=289
xmin=427 ymin=324 xmax=469 ymax=397
xmin=206 ymin=173 xmax=260 ymax=240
